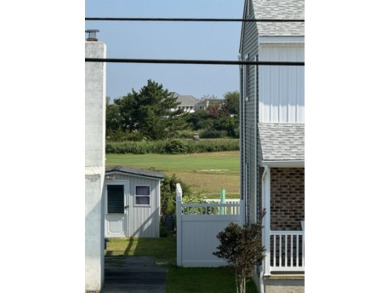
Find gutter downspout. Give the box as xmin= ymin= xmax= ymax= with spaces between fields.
xmin=260 ymin=165 xmax=270 ymax=293
xmin=238 ymin=53 xmax=245 ymax=225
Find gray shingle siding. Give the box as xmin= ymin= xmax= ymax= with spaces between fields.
xmin=253 ymin=0 xmax=304 ymax=36
xmin=258 ymin=123 xmax=304 ymax=161
xmin=240 ymin=0 xmax=260 ymax=223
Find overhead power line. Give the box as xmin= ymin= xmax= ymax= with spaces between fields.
xmin=85 ymin=58 xmax=304 ymax=66
xmin=85 ymin=17 xmax=304 ymax=23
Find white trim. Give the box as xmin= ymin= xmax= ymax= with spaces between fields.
xmin=263 ymin=166 xmax=271 ymax=276
xmin=258 ymin=36 xmax=304 ymax=44
xmin=104 ymin=180 xmax=130 ymax=237
xmin=254 ymin=54 xmax=258 ymax=222
xmin=105 ymin=180 xmax=129 ymax=214
xmin=260 ymin=160 xmax=304 ymax=168
xmin=134 ymin=184 xmax=152 ymax=207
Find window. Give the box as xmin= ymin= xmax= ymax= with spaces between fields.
xmin=107 ymin=185 xmax=124 ymax=213
xmin=135 ymin=186 xmax=150 ymax=205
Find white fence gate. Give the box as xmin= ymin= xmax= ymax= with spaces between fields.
xmin=176 ymin=184 xmax=241 ymax=267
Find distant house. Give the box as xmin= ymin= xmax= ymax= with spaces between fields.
xmin=195 ymin=98 xmax=224 ymax=112
xmin=171 ymin=92 xmax=224 ymax=113
xmin=104 ymin=166 xmax=164 ymax=238
xmin=239 ymin=0 xmax=304 ymax=293
xmin=171 ymin=92 xmax=199 ymax=113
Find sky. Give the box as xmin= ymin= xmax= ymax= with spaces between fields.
xmin=85 ymin=0 xmax=244 ymax=100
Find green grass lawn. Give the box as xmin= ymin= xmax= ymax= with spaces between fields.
xmin=105 ymin=237 xmax=257 ymax=293
xmin=105 ymin=236 xmax=176 ymax=265
xmin=166 ymin=266 xmax=258 ymax=293
xmin=106 ymin=151 xmax=240 ymax=196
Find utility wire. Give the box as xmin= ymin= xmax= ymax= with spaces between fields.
xmin=85 ymin=58 xmax=304 ymax=66
xmin=85 ymin=17 xmax=304 ymax=23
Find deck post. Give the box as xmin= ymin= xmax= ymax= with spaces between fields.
xmin=176 ymin=183 xmax=183 ymax=266
xmin=262 ymin=166 xmax=271 ymax=276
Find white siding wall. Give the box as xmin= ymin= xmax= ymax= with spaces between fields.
xmin=259 ymin=43 xmax=304 ymax=123
xmin=129 ymin=176 xmax=160 ymax=238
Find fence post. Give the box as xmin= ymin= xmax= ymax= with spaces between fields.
xmin=176 ymin=183 xmax=182 ymax=267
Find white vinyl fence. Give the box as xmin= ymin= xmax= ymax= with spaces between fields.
xmin=176 ymin=184 xmax=241 ymax=267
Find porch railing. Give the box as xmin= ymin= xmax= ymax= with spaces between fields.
xmin=269 ymin=230 xmax=305 ymax=272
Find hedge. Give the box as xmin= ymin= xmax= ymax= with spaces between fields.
xmin=106 ymin=139 xmax=239 ymax=154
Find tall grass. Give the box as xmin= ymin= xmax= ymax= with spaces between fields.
xmin=106 ymin=138 xmax=239 ymax=154
xmin=106 ymin=151 xmax=240 ymax=195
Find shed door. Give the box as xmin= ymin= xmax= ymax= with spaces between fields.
xmin=105 ymin=184 xmax=128 ymax=237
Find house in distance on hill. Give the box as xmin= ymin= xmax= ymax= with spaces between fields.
xmin=171 ymin=92 xmax=223 ymax=113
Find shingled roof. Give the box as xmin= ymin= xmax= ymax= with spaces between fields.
xmin=171 ymin=92 xmax=199 ymax=107
xmin=106 ymin=166 xmax=164 ymax=180
xmin=259 ymin=123 xmax=304 ymax=162
xmin=252 ymin=0 xmax=304 ymax=36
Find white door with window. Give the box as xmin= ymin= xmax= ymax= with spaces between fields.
xmin=105 ymin=181 xmax=129 ymax=237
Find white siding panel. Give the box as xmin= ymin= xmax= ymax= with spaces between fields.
xmin=297 ymin=66 xmax=305 ymax=122
xmin=271 ymin=66 xmax=279 ymax=122
xmin=288 ymin=66 xmax=298 ymax=121
xmin=130 ymin=177 xmax=160 ymax=238
xmin=259 ymin=43 xmax=304 ymax=123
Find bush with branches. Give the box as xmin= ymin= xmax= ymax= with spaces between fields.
xmin=214 ymin=219 xmax=265 ymax=293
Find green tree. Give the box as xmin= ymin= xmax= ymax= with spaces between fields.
xmin=113 ymin=80 xmax=188 ymax=140
xmin=186 ymin=109 xmax=214 ymax=130
xmin=214 ymin=221 xmax=265 ymax=293
xmin=160 ymin=174 xmax=192 ymax=215
xmin=221 ymin=91 xmax=239 ymax=116
xmin=184 ymin=90 xmax=240 ymax=138
xmin=106 ymin=97 xmax=127 ymax=140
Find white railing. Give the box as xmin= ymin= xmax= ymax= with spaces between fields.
xmin=205 ymin=199 xmax=240 ymax=204
xmin=181 ymin=202 xmax=240 ymax=216
xmin=269 ymin=230 xmax=305 ymax=272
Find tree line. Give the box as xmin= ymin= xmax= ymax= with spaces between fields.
xmin=106 ymin=80 xmax=239 ymax=141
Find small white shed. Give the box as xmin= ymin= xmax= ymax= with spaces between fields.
xmin=104 ymin=166 xmax=164 ymax=238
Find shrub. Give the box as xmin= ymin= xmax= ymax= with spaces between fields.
xmin=176 ymin=130 xmax=196 ymax=139
xmin=214 ymin=220 xmax=265 ymax=293
xmin=165 ymin=139 xmax=189 ymax=154
xmin=199 ymin=129 xmax=228 ymax=138
xmin=161 ymin=174 xmax=192 ymax=216
xmin=106 ymin=139 xmax=239 ymax=154
xmin=159 ymin=224 xmax=168 ymax=237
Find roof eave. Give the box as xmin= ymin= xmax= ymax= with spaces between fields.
xmin=105 ymin=169 xmax=164 ymax=180
xmin=260 ymin=160 xmax=304 ymax=168
xmin=258 ymin=36 xmax=304 ymax=44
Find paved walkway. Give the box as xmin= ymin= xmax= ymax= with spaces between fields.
xmin=103 ymin=256 xmax=168 ymax=293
